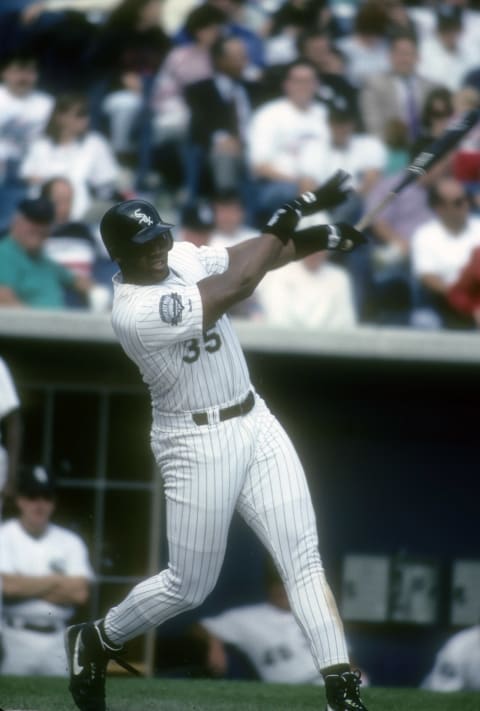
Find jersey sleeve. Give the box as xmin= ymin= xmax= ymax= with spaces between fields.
xmin=197 ymin=244 xmax=229 ymax=275
xmin=134 ymin=283 xmax=205 ymax=349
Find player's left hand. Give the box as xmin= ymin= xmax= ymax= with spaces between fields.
xmin=296 ymin=169 xmax=354 ymax=214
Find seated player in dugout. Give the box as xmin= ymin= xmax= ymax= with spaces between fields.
xmin=193 ymin=557 xmax=370 ymax=686
xmin=64 ymin=170 xmax=371 ymax=711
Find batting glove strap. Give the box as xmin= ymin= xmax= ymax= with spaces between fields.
xmin=293 ymin=223 xmax=367 ymax=253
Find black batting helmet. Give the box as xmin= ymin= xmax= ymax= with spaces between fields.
xmin=100 ymin=199 xmax=175 ymax=260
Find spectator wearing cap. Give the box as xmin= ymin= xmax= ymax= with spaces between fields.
xmin=0 ymin=197 xmax=98 ymax=309
xmin=417 ymin=5 xmax=480 ymax=92
xmin=0 ymin=464 xmax=94 ymax=676
xmin=179 ymin=201 xmax=215 ymax=247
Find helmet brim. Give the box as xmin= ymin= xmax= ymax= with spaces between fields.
xmin=131 ymin=222 xmax=175 ymax=245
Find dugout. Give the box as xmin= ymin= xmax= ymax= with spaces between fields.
xmin=0 ymin=308 xmax=479 ymax=686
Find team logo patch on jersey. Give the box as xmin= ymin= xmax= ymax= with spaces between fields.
xmin=160 ymin=292 xmax=184 ymax=325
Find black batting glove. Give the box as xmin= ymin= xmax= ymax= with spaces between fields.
xmin=293 ymin=222 xmax=368 ymax=253
xmin=262 ymin=170 xmax=353 ymax=242
xmin=262 ymin=203 xmax=302 ymax=243
xmin=294 ymin=170 xmax=353 ymax=215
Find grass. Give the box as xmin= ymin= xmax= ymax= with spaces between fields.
xmin=0 ymin=677 xmax=479 ymax=711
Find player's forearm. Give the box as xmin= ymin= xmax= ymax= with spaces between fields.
xmin=1 ymin=573 xmax=62 ymax=598
xmin=199 ymin=234 xmax=294 ymax=327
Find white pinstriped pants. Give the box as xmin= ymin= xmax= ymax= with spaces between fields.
xmin=104 ymin=396 xmax=349 ymax=669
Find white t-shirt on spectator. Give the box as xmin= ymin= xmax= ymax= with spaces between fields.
xmin=0 ymin=86 xmax=53 ymax=165
xmin=255 ymin=259 xmax=356 ymax=330
xmin=299 ymin=133 xmax=387 ymax=189
xmin=247 ymin=98 xmax=329 ymax=181
xmin=20 ymin=132 xmax=119 ymax=219
xmin=412 ymin=217 xmax=480 ymax=286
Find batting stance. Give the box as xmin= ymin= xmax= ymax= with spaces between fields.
xmin=65 ymin=171 xmax=370 ymax=711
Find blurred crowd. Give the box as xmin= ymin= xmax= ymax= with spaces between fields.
xmin=2 ymin=0 xmax=480 ymax=329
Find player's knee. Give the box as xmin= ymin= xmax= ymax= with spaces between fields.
xmin=165 ymin=570 xmax=215 ymax=610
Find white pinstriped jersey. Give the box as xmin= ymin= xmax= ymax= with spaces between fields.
xmin=111 ymin=242 xmax=251 ymax=416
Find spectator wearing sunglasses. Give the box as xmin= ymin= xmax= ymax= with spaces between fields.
xmin=411 ymin=176 xmax=480 ymax=329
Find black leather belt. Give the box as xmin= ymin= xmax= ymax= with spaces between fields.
xmin=4 ymin=616 xmax=61 ymax=633
xmin=192 ymin=391 xmax=255 ymax=426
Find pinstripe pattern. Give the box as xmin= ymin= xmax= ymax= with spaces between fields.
xmin=104 ymin=243 xmax=349 ymax=670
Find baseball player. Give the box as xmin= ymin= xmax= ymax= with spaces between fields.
xmin=0 ymin=465 xmax=94 ymax=676
xmin=65 ymin=171 xmax=371 ymax=711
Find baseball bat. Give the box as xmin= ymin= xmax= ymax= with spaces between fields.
xmin=355 ymin=106 xmax=480 ymax=231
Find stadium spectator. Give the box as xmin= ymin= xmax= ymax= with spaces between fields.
xmin=360 ymin=149 xmax=453 ymax=325
xmin=262 ymin=0 xmax=327 ymax=67
xmin=88 ymin=0 xmax=171 ymax=161
xmin=20 ymin=93 xmax=120 ymax=221
xmin=417 ymin=86 xmax=455 ymax=145
xmin=450 ymin=86 xmax=480 ymax=188
xmin=0 ymin=197 xmax=100 ymax=310
xmin=246 ymin=59 xmax=329 ymax=226
xmin=184 ymin=35 xmax=257 ymax=201
xmin=210 ymin=189 xmax=257 ymax=248
xmin=417 ymin=5 xmax=480 ymax=93
xmin=150 ymin=4 xmax=226 ymax=191
xmin=0 ymin=51 xmax=53 ymax=234
xmin=411 ymin=176 xmax=480 ymax=329
xmin=421 ymin=625 xmax=480 ymax=691
xmin=360 ymin=33 xmax=439 ymax=146
xmin=336 ymin=1 xmax=390 ymax=87
xmin=298 ymin=105 xmax=387 ymax=224
xmin=0 ymin=4 xmax=98 ymax=95
xmin=0 ymin=464 xmax=93 ymax=676
xmin=447 ymin=245 xmax=480 ymax=327
xmin=296 ymin=30 xmax=360 ymax=124
xmin=175 ymin=0 xmax=265 ymax=74
xmin=254 ymin=250 xmax=356 ymax=330
xmin=0 ymin=356 xmax=21 ymax=503
xmin=178 ymin=200 xmax=215 ymax=248
xmin=38 ymin=177 xmax=112 ymax=310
